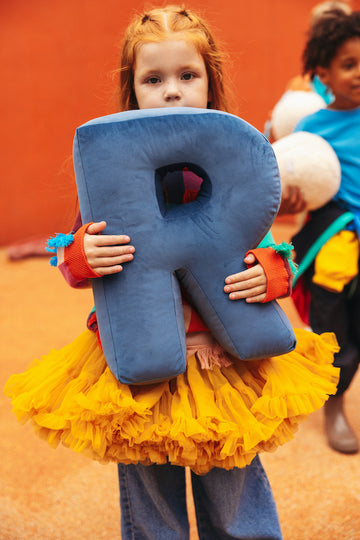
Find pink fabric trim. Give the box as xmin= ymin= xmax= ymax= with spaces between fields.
xmin=58 ymin=261 xmax=90 ymax=289
xmin=186 ymin=341 xmax=233 ymax=369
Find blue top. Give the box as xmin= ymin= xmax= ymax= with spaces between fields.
xmin=295 ymin=107 xmax=360 ymax=213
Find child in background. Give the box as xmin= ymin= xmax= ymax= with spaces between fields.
xmin=5 ymin=6 xmax=339 ymax=539
xmin=284 ymin=1 xmax=352 ymax=103
xmin=265 ymin=2 xmax=352 ymax=216
xmin=292 ymin=9 xmax=360 ymax=455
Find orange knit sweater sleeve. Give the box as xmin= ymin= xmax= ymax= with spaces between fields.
xmin=59 ymin=223 xmax=101 ymax=287
xmin=245 ymin=247 xmax=292 ymax=303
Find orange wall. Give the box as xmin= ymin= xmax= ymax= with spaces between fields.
xmin=1 ymin=0 xmax=359 ymax=245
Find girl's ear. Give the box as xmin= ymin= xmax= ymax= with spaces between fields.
xmin=316 ymin=66 xmax=330 ymax=86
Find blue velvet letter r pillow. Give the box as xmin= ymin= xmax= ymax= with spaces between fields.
xmin=73 ymin=108 xmax=296 ymax=384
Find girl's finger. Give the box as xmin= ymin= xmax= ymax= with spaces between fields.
xmin=86 ymin=221 xmax=107 ymax=235
xmin=228 ymin=286 xmax=266 ymax=300
xmin=91 ymin=245 xmax=135 ymax=258
xmin=93 ymin=254 xmax=134 ymax=267
xmin=224 ymin=277 xmax=266 ymax=293
xmin=225 ymin=266 xmax=263 ymax=284
xmin=245 ymin=293 xmax=266 ymax=303
xmin=93 ymin=235 xmax=132 ymax=246
xmin=94 ymin=265 xmax=124 ymax=276
xmin=243 ymin=253 xmax=256 ymax=265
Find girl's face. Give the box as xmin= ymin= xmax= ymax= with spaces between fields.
xmin=317 ymin=37 xmax=360 ymax=110
xmin=133 ymin=38 xmax=211 ymax=110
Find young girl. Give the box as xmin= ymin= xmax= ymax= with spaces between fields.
xmin=292 ymin=9 xmax=360 ymax=455
xmin=5 ymin=6 xmax=339 ymax=539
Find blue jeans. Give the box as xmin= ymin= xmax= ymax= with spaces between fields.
xmin=118 ymin=456 xmax=282 ymax=539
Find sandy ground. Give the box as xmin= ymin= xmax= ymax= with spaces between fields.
xmin=1 ymin=222 xmax=359 ymax=540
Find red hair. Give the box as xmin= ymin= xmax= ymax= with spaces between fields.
xmin=118 ymin=5 xmax=229 ymax=112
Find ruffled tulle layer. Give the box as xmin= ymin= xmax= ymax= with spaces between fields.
xmin=4 ymin=329 xmax=339 ymax=474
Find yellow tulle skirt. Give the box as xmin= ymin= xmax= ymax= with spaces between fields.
xmin=5 ymin=329 xmax=339 ymax=474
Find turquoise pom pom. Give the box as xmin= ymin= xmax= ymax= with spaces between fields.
xmin=46 ymin=233 xmax=74 ymax=266
xmin=273 ymin=242 xmax=297 ymax=276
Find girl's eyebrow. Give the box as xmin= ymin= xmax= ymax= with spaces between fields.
xmin=136 ymin=68 xmax=162 ymax=79
xmin=179 ymin=61 xmax=204 ymax=70
xmin=137 ymin=65 xmax=161 ymax=73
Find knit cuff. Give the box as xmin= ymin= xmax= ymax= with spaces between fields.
xmin=245 ymin=247 xmax=292 ymax=303
xmin=63 ymin=223 xmax=102 ymax=281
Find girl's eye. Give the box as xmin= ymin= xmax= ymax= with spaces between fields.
xmin=182 ymin=73 xmax=194 ymax=81
xmin=147 ymin=77 xmax=160 ymax=84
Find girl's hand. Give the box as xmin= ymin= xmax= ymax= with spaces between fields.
xmin=84 ymin=221 xmax=135 ymax=276
xmin=224 ymin=253 xmax=267 ymax=303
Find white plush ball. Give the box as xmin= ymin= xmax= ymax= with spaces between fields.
xmin=271 ymin=90 xmax=326 ymax=140
xmin=272 ymin=131 xmax=341 ymax=211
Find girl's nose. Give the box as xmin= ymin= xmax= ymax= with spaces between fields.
xmin=163 ymin=80 xmax=181 ymax=101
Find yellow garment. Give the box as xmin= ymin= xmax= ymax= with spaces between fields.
xmin=313 ymin=230 xmax=359 ymax=292
xmin=5 ymin=329 xmax=339 ymax=475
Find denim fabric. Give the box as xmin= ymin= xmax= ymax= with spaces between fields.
xmin=118 ymin=456 xmax=282 ymax=540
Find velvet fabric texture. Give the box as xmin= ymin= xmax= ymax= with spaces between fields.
xmin=73 ymin=108 xmax=296 ymax=384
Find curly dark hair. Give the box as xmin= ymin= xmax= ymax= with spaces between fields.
xmin=302 ymin=9 xmax=360 ymax=79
